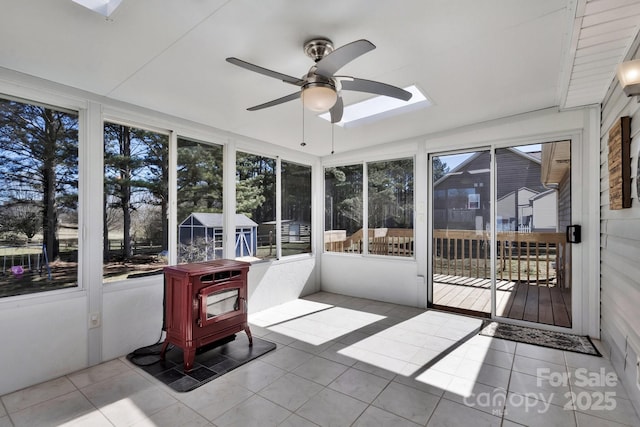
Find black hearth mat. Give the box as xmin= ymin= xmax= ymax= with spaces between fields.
xmin=127 ymin=334 xmax=276 ymax=392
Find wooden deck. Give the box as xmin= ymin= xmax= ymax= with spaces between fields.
xmin=432 ymin=229 xmax=571 ymax=288
xmin=433 ymin=274 xmax=572 ymax=328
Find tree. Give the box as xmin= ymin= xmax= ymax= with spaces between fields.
xmin=281 ymin=161 xmax=311 ymax=223
xmin=138 ymin=130 xmax=169 ymax=251
xmin=0 ymin=201 xmax=41 ymax=242
xmin=368 ymin=159 xmax=414 ymax=229
xmin=235 ymin=152 xmax=275 ymax=222
xmin=0 ymin=99 xmax=78 ymax=261
xmin=104 ymin=123 xmax=136 ymax=259
xmin=433 ymin=157 xmax=449 ymax=181
xmin=103 ymin=123 xmax=168 ymax=261
xmin=177 ymin=139 xmax=223 ymax=222
xmin=325 ymin=165 xmax=363 ymax=234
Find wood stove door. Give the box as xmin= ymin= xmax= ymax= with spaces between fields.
xmin=197 ymin=281 xmax=244 ymax=327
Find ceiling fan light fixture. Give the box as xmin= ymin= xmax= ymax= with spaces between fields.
xmin=302 ymin=83 xmax=337 ymax=112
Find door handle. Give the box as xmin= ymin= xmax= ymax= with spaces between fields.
xmin=566 ymin=225 xmax=581 ymax=244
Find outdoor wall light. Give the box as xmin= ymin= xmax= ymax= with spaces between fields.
xmin=617 ymin=59 xmax=640 ymax=97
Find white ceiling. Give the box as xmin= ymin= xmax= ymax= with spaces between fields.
xmin=1 ymin=0 xmax=639 ymax=156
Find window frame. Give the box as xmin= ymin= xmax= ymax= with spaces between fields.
xmin=0 ymin=94 xmax=82 ymax=299
xmin=176 ymin=136 xmax=224 ymax=264
xmin=280 ymin=159 xmax=313 ymax=258
xmin=101 ymin=117 xmax=171 ymax=285
xmin=323 ymin=155 xmax=416 ymax=259
xmin=366 ymin=157 xmax=415 ymax=258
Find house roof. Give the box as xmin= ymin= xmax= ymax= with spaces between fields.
xmin=434 ymin=147 xmax=541 ymax=187
xmin=182 ymin=213 xmax=257 ymax=228
xmin=1 ymin=1 xmax=639 ymax=156
xmin=530 ymin=188 xmax=557 ymax=201
xmin=497 ymin=187 xmax=540 ymax=202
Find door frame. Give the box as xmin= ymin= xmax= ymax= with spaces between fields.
xmin=427 ymin=130 xmax=593 ymax=336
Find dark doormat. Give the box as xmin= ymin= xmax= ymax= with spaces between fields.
xmin=479 ymin=321 xmax=601 ymax=356
xmin=127 ymin=334 xmax=276 ymax=392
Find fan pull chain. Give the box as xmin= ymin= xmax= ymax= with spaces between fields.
xmin=300 ymin=102 xmax=306 ymax=147
xmin=331 ymin=123 xmax=335 ymax=154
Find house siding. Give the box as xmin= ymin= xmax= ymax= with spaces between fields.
xmin=557 ymin=172 xmax=571 ymax=231
xmin=600 ymin=36 xmax=640 ymax=414
xmin=434 ymin=149 xmax=545 ymax=231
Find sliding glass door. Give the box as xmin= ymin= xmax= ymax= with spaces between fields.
xmin=430 ymin=141 xmax=573 ymax=328
xmin=432 ymin=150 xmax=491 ymax=316
xmin=494 ymin=141 xmax=572 ymax=327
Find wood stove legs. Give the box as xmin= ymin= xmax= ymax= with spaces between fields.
xmin=245 ymin=325 xmax=253 ymax=345
xmin=159 ymin=327 xmax=254 ymax=372
xmin=182 ymin=348 xmax=197 ymax=372
xmin=159 ymin=339 xmax=193 ymax=371
xmin=159 ymin=339 xmax=198 ymax=372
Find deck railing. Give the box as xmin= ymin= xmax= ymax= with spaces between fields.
xmin=324 ymin=228 xmax=569 ymax=287
xmin=433 ymin=229 xmax=569 ymax=287
xmin=370 ymin=228 xmax=413 ymax=257
xmin=324 ymin=228 xmax=413 ymax=257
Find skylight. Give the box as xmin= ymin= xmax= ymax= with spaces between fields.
xmin=72 ymin=0 xmax=123 ymax=17
xmin=320 ymin=85 xmax=431 ymax=128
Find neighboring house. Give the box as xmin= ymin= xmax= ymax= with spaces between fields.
xmin=530 ymin=189 xmax=558 ymax=231
xmin=433 ymin=151 xmax=491 ymax=230
xmin=433 ymin=147 xmax=567 ymax=232
xmin=496 ymin=187 xmax=539 ymax=231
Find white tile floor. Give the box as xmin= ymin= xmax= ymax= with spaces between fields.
xmin=1 ymin=291 xmax=639 ymax=427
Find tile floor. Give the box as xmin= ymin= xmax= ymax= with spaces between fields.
xmin=1 ymin=291 xmax=639 ymax=427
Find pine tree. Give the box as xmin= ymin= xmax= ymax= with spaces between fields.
xmin=0 ymin=99 xmax=78 ymax=260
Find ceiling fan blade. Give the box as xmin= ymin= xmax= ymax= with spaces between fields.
xmin=330 ymin=96 xmax=344 ymax=123
xmin=247 ymin=91 xmax=301 ymax=111
xmin=226 ymin=57 xmax=304 ymax=86
xmin=341 ymin=78 xmax=412 ymax=101
xmin=315 ymin=40 xmax=375 ymax=77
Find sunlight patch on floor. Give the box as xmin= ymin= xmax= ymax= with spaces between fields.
xmin=338 ymin=310 xmax=483 ymax=377
xmin=266 ymin=307 xmax=386 ymax=345
xmin=248 ymin=299 xmax=333 ymax=327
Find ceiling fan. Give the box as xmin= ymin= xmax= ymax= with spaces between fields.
xmin=226 ymin=38 xmax=412 ymax=123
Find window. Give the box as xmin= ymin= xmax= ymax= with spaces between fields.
xmin=324 ymin=160 xmax=413 ymax=257
xmin=103 ymin=122 xmax=169 ymax=281
xmin=177 ymin=138 xmax=223 ymax=263
xmin=0 ymin=97 xmax=79 ymax=297
xmin=367 ymin=158 xmax=414 ymax=257
xmin=236 ymin=152 xmax=276 ymax=260
xmin=324 ymin=164 xmax=363 ymax=253
xmin=281 ymin=161 xmax=312 ymax=256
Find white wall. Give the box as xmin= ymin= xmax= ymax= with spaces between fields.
xmin=0 ymin=294 xmax=88 ymax=395
xmin=102 ymin=277 xmax=165 ymax=361
xmin=247 ymin=257 xmax=319 ymax=313
xmin=321 ymin=255 xmax=420 ymax=306
xmin=599 ymin=37 xmax=640 ymax=414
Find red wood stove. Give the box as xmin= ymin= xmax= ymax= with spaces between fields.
xmin=160 ymin=259 xmax=252 ymax=372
